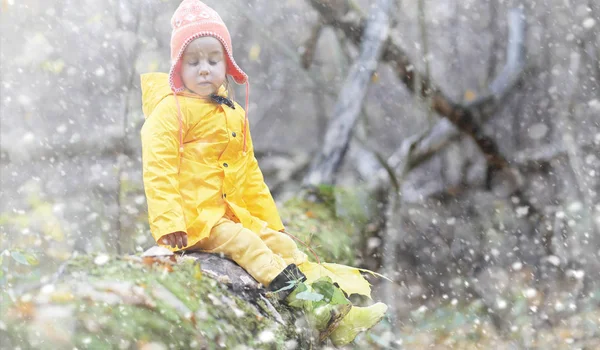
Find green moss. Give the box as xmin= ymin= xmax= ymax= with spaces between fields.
xmin=280 ymin=196 xmax=356 ymax=266
xmin=1 ymin=255 xmax=306 ymax=349
xmin=279 ymin=185 xmax=376 ymax=266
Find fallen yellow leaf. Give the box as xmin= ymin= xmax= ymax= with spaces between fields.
xmin=249 ymin=44 xmax=261 ymax=62
xmin=464 ymin=89 xmax=477 ymax=102
xmin=193 ymin=264 xmax=203 ymax=280
xmin=300 ymin=262 xmax=372 ymax=299
xmin=371 ymin=72 xmax=380 ymax=83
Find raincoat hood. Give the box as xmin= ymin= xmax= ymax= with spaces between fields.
xmin=141 ymin=73 xmax=174 ymax=118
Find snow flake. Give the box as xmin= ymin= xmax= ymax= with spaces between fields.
xmin=496 ymin=298 xmax=508 ymax=310
xmin=134 ymin=196 xmax=146 ymax=205
xmin=135 ymin=235 xmax=148 ymax=245
xmin=56 ymin=124 xmax=67 ymax=133
xmin=17 ymin=94 xmax=32 ymax=105
xmin=70 ymin=133 xmax=81 ymax=143
xmin=94 ymin=66 xmax=106 ymax=77
xmin=41 ymin=284 xmax=56 ymax=295
xmin=554 ymin=301 xmax=565 ymax=311
xmin=207 ymin=293 xmax=222 ymax=306
xmin=516 ymin=206 xmax=529 ymax=218
xmin=583 ymin=17 xmax=596 ymax=29
xmin=566 ymin=269 xmax=585 ymax=280
xmin=530 ymin=305 xmax=538 ymax=313
xmin=94 ymin=254 xmax=110 ymax=265
xmin=258 ymin=330 xmax=275 ymax=343
xmin=284 ymin=340 xmax=298 ymax=349
xmin=23 ymin=132 xmax=35 ymax=143
xmin=568 ymin=202 xmax=582 ymax=212
xmin=367 ymin=237 xmax=381 ymax=249
xmin=512 ymin=261 xmax=523 ymax=271
xmin=545 ymin=255 xmax=561 ymax=266
xmin=585 ymin=154 xmax=597 ymax=165
xmin=232 ymin=307 xmax=245 ymax=318
xmin=524 ymin=288 xmax=538 ymax=298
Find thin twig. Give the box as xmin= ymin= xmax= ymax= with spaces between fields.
xmin=281 ymin=231 xmax=321 ymax=264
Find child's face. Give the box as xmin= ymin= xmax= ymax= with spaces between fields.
xmin=180 ymin=37 xmax=227 ymax=97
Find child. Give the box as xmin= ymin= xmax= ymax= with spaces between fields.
xmin=140 ymin=0 xmax=387 ymax=346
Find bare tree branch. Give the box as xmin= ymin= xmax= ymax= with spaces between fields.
xmin=308 ymin=1 xmax=526 ymax=179
xmin=303 ymin=0 xmax=392 ymax=187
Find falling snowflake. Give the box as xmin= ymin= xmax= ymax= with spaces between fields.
xmin=583 ymin=17 xmax=596 ymax=29
xmin=94 ymin=254 xmax=110 ymax=265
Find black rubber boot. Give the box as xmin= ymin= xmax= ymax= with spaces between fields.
xmin=268 ymin=264 xmax=307 ymax=300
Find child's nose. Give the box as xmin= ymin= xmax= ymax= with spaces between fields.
xmin=199 ymin=62 xmax=210 ymax=76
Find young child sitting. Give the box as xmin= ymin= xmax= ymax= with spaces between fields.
xmin=140 ymin=0 xmax=387 ymax=346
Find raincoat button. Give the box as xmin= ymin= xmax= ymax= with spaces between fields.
xmin=223 ymin=193 xmax=227 ymax=198
xmin=223 ymin=163 xmax=228 ymax=168
xmin=232 ymin=132 xmax=237 ymax=137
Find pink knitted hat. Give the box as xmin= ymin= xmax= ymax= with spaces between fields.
xmin=169 ymin=0 xmax=248 ymax=92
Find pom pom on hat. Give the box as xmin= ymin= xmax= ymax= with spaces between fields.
xmin=169 ymin=0 xmax=248 ymax=92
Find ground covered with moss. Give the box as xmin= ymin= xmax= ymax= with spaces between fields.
xmin=0 ymin=192 xmax=367 ymax=350
xmin=1 ymin=254 xmax=310 ymax=350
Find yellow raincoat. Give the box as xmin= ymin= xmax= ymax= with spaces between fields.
xmin=140 ymin=73 xmax=284 ymax=248
xmin=140 ymin=72 xmax=377 ymax=292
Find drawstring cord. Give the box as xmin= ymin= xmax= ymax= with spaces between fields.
xmin=242 ymin=82 xmax=249 ymax=155
xmin=173 ymin=91 xmax=184 ymax=155
xmin=173 ymin=91 xmax=184 ymax=176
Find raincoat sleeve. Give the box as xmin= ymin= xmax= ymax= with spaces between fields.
xmin=141 ymin=98 xmax=187 ymax=242
xmin=242 ymin=124 xmax=285 ymax=231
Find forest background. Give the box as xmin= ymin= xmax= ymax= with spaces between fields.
xmin=1 ymin=0 xmax=600 ymax=348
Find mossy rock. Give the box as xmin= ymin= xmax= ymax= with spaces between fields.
xmin=0 ymin=254 xmax=314 ymax=350
xmin=278 ymin=184 xmax=378 ymax=267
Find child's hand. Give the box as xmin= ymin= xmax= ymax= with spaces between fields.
xmin=159 ymin=231 xmax=188 ymax=249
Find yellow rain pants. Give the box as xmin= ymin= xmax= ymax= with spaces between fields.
xmin=187 ymin=212 xmax=308 ymax=286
